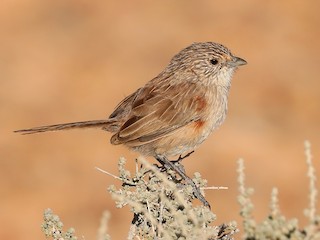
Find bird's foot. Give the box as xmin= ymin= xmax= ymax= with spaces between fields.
xmin=171 ymin=151 xmax=195 ymax=164
xmin=155 ymin=154 xmax=210 ymax=208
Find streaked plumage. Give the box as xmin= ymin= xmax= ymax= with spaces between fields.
xmin=15 ymin=42 xmax=246 ymax=158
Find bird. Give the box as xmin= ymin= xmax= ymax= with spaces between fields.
xmin=15 ymin=42 xmax=247 ymax=207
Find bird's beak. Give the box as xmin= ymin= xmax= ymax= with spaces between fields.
xmin=228 ymin=56 xmax=247 ymax=67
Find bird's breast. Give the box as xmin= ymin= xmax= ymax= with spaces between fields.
xmin=192 ymin=87 xmax=229 ymax=138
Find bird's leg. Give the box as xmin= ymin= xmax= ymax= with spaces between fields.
xmin=154 ymin=150 xmax=194 ymax=172
xmin=170 ymin=151 xmax=195 ymax=174
xmin=155 ymin=154 xmax=210 ymax=208
xmin=173 ymin=151 xmax=195 ymax=164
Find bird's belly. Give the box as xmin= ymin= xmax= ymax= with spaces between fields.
xmin=131 ymin=117 xmax=222 ymax=158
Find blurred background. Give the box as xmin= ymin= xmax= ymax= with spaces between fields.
xmin=1 ymin=0 xmax=319 ymax=239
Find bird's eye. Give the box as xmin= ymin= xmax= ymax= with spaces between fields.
xmin=210 ymin=59 xmax=218 ymax=65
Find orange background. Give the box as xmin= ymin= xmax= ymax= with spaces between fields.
xmin=1 ymin=1 xmax=320 ymax=239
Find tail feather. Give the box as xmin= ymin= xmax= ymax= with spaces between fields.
xmin=14 ymin=119 xmax=115 ymax=135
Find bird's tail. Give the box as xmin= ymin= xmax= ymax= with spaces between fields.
xmin=14 ymin=119 xmax=117 ymax=135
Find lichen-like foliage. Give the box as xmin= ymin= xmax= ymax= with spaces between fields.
xmin=42 ymin=209 xmax=111 ymax=240
xmin=107 ymin=157 xmax=238 ymax=240
xmin=41 ymin=209 xmax=78 ymax=240
xmin=237 ymin=141 xmax=320 ymax=240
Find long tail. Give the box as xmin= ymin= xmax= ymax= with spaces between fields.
xmin=14 ymin=119 xmax=116 ymax=135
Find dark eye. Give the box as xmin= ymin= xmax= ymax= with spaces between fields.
xmin=210 ymin=59 xmax=218 ymax=65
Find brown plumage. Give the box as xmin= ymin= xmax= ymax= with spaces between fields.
xmin=15 ymin=42 xmax=246 ymax=207
xmin=15 ymin=42 xmax=246 ymax=159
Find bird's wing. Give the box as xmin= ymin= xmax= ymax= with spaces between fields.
xmin=108 ymin=88 xmax=141 ymax=119
xmin=110 ymin=80 xmax=209 ymax=145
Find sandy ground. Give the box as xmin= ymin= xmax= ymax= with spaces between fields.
xmin=1 ymin=1 xmax=320 ymax=239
